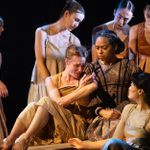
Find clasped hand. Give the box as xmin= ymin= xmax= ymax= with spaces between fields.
xmin=99 ymin=108 xmax=121 ymax=120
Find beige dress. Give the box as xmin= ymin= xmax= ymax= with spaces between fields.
xmin=18 ymin=73 xmax=92 ymax=146
xmin=28 ymin=30 xmax=81 ymax=103
xmin=0 ymin=52 xmax=8 ymax=144
xmin=113 ymin=104 xmax=150 ymax=149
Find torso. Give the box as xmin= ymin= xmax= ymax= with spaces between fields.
xmin=85 ymin=59 xmax=139 ymax=106
xmin=52 ymin=72 xmax=90 ymax=107
xmin=124 ymin=105 xmax=150 ymax=142
xmin=136 ymin=22 xmax=150 ymax=73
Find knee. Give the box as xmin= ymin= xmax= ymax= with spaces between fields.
xmin=102 ymin=138 xmax=120 ymax=150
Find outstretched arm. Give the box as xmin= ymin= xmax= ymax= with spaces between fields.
xmin=68 ymin=138 xmax=108 ymax=149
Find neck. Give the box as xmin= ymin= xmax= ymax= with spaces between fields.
xmin=136 ymin=99 xmax=150 ymax=111
xmin=100 ymin=57 xmax=118 ymax=65
xmin=49 ymin=19 xmax=66 ymax=34
xmin=62 ymin=70 xmax=75 ymax=81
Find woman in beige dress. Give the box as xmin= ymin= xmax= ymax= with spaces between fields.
xmin=2 ymin=45 xmax=98 ymax=150
xmin=28 ymin=0 xmax=85 ymax=103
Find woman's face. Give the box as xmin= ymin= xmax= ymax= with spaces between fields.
xmin=95 ymin=37 xmax=116 ymax=63
xmin=114 ymin=8 xmax=133 ymax=30
xmin=64 ymin=11 xmax=84 ymax=31
xmin=144 ymin=6 xmax=150 ymax=27
xmin=66 ymin=55 xmax=86 ymax=79
xmin=128 ymin=82 xmax=140 ymax=102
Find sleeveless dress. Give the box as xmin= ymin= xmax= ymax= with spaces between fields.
xmin=0 ymin=52 xmax=8 ymax=144
xmin=136 ymin=22 xmax=150 ymax=73
xmin=27 ymin=30 xmax=81 ymax=103
xmin=18 ymin=72 xmax=92 ymax=146
xmin=125 ymin=105 xmax=150 ymax=149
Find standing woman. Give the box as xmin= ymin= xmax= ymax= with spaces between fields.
xmin=0 ymin=16 xmax=9 ymax=144
xmin=92 ymin=0 xmax=134 ymax=61
xmin=28 ymin=0 xmax=85 ymax=103
xmin=129 ymin=4 xmax=150 ymax=73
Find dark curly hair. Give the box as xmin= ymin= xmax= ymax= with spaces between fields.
xmin=95 ymin=29 xmax=125 ymax=54
xmin=131 ymin=71 xmax=150 ymax=105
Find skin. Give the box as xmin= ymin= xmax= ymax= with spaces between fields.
xmin=35 ymin=11 xmax=84 ymax=81
xmin=0 ymin=23 xmax=8 ymax=98
xmin=2 ymin=55 xmax=97 ymax=150
xmin=129 ymin=5 xmax=150 ymax=59
xmin=92 ymin=8 xmax=133 ymax=62
xmin=68 ymin=82 xmax=150 ymax=149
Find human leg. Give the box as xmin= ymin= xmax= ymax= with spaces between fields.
xmin=102 ymin=138 xmax=139 ymax=150
xmin=12 ymin=104 xmax=50 ymax=150
xmin=2 ymin=100 xmax=50 ymax=150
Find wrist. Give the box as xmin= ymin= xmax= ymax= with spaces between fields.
xmin=95 ymin=107 xmax=103 ymax=115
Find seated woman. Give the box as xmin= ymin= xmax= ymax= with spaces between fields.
xmin=1 ymin=45 xmax=98 ymax=150
xmin=84 ymin=29 xmax=140 ymax=140
xmin=69 ymin=71 xmax=150 ymax=150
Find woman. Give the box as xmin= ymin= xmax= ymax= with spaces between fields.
xmin=129 ymin=4 xmax=150 ymax=73
xmin=1 ymin=45 xmax=98 ymax=150
xmin=69 ymin=71 xmax=150 ymax=150
xmin=0 ymin=16 xmax=9 ymax=144
xmin=92 ymin=0 xmax=134 ymax=61
xmin=84 ymin=29 xmax=140 ymax=141
xmin=28 ymin=0 xmax=85 ymax=103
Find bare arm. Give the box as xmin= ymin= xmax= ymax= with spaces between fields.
xmin=0 ymin=53 xmax=8 ymax=97
xmin=45 ymin=76 xmax=61 ymax=102
xmin=57 ymin=80 xmax=98 ymax=107
xmin=68 ymin=138 xmax=108 ymax=149
xmin=35 ymin=28 xmax=50 ymax=80
xmin=46 ymin=74 xmax=97 ymax=107
xmin=112 ymin=105 xmax=134 ymax=140
xmin=128 ymin=25 xmax=138 ymax=60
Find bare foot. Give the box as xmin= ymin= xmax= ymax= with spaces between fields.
xmin=12 ymin=134 xmax=30 ymax=150
xmin=1 ymin=137 xmax=13 ymax=150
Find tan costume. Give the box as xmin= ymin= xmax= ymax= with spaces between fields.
xmin=136 ymin=22 xmax=150 ymax=73
xmin=28 ymin=30 xmax=81 ymax=103
xmin=19 ymin=73 xmax=94 ymax=146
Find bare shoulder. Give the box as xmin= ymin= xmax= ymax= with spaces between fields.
xmin=130 ymin=24 xmax=138 ymax=32
xmin=122 ymin=104 xmax=136 ymax=113
xmin=46 ymin=73 xmax=60 ymax=87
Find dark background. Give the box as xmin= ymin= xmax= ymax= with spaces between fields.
xmin=0 ymin=0 xmax=148 ymax=132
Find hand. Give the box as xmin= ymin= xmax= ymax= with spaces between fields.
xmin=79 ymin=73 xmax=95 ymax=88
xmin=99 ymin=108 xmax=120 ymax=120
xmin=68 ymin=138 xmax=84 ymax=149
xmin=57 ymin=97 xmax=68 ymax=106
xmin=0 ymin=80 xmax=8 ymax=98
xmin=111 ymin=109 xmax=121 ymax=119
